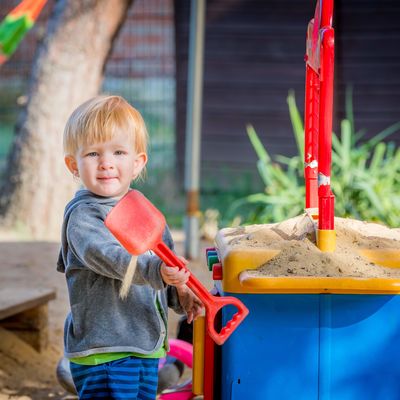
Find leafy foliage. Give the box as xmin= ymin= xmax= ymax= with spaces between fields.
xmin=228 ymin=89 xmax=400 ymax=227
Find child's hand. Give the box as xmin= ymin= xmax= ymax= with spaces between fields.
xmin=176 ymin=285 xmax=204 ymax=323
xmin=160 ymin=256 xmax=190 ymax=287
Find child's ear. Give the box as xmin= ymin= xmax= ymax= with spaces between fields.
xmin=65 ymin=155 xmax=79 ymax=177
xmin=132 ymin=152 xmax=147 ymax=179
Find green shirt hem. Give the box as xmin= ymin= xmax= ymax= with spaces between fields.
xmin=70 ymin=347 xmax=167 ymax=366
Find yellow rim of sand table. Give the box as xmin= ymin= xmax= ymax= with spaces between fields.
xmin=217 ymin=247 xmax=400 ymax=294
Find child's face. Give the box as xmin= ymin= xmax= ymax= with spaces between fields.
xmin=65 ymin=132 xmax=147 ymax=198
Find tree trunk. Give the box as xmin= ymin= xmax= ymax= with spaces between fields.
xmin=0 ymin=0 xmax=132 ymax=239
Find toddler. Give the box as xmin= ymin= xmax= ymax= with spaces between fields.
xmin=57 ymin=95 xmax=203 ymax=399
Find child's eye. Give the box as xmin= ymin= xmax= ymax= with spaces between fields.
xmin=86 ymin=152 xmax=98 ymax=157
xmin=115 ymin=150 xmax=127 ymax=155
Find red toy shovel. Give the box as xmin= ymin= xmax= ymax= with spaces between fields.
xmin=105 ymin=190 xmax=249 ymax=345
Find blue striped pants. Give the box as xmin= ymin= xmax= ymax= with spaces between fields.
xmin=70 ymin=356 xmax=159 ymax=399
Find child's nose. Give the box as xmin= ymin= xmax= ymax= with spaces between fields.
xmin=99 ymin=157 xmax=114 ymax=170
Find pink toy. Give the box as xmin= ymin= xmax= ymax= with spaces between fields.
xmin=159 ymin=339 xmax=194 ymax=400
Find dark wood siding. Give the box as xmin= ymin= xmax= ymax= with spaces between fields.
xmin=335 ymin=0 xmax=400 ymax=138
xmin=175 ymin=0 xmax=400 ymax=189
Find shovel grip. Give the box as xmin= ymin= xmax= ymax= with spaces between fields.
xmin=154 ymin=242 xmax=219 ymax=304
xmin=205 ymin=295 xmax=249 ymax=345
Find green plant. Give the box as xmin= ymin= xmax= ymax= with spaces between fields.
xmin=228 ymin=89 xmax=400 ymax=227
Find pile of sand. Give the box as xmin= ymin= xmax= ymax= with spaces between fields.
xmin=222 ymin=215 xmax=400 ymax=278
xmin=0 ymin=241 xmax=71 ymax=399
xmin=0 ymin=327 xmax=68 ymax=399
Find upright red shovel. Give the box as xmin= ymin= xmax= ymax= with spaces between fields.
xmin=105 ymin=190 xmax=249 ymax=345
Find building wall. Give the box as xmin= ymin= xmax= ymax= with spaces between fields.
xmin=2 ymin=0 xmax=400 ymax=192
xmin=335 ymin=0 xmax=400 ymax=138
xmin=175 ymin=0 xmax=400 ymax=189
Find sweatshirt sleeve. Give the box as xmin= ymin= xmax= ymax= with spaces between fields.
xmin=162 ymin=224 xmax=175 ymax=252
xmin=131 ymin=252 xmax=165 ymax=288
xmin=66 ymin=203 xmax=164 ymax=289
xmin=161 ymin=225 xmax=185 ymax=313
xmin=167 ymin=286 xmax=185 ymax=314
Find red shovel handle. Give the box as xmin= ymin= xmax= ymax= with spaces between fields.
xmin=154 ymin=242 xmax=249 ymax=345
xmin=204 ymin=294 xmax=249 ymax=345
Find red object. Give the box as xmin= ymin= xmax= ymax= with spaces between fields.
xmin=304 ymin=0 xmax=335 ymax=230
xmin=212 ymin=263 xmax=223 ymax=281
xmin=105 ymin=190 xmax=249 ymax=346
xmin=213 ymin=263 xmax=222 ymax=281
xmin=203 ymin=328 xmax=215 ymax=400
xmin=304 ymin=64 xmax=319 ymax=210
xmin=10 ymin=0 xmax=47 ymax=21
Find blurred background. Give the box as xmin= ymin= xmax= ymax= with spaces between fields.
xmin=1 ymin=1 xmax=400 ymax=398
xmin=1 ymin=0 xmax=400 ymax=235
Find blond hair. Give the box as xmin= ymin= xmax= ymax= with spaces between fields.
xmin=63 ymin=95 xmax=148 ymax=168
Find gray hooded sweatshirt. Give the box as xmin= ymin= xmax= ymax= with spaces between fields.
xmin=57 ymin=189 xmax=183 ymax=358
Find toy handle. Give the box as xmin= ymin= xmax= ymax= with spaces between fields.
xmin=204 ymin=295 xmax=249 ymax=345
xmin=154 ymin=242 xmax=249 ymax=345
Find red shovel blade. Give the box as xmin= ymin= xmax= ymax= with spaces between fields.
xmin=105 ymin=190 xmax=249 ymax=345
xmin=105 ymin=190 xmax=165 ymax=255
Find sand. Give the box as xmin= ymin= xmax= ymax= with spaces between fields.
xmin=222 ymin=215 xmax=400 ymax=278
xmin=0 ymin=241 xmax=71 ymax=400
